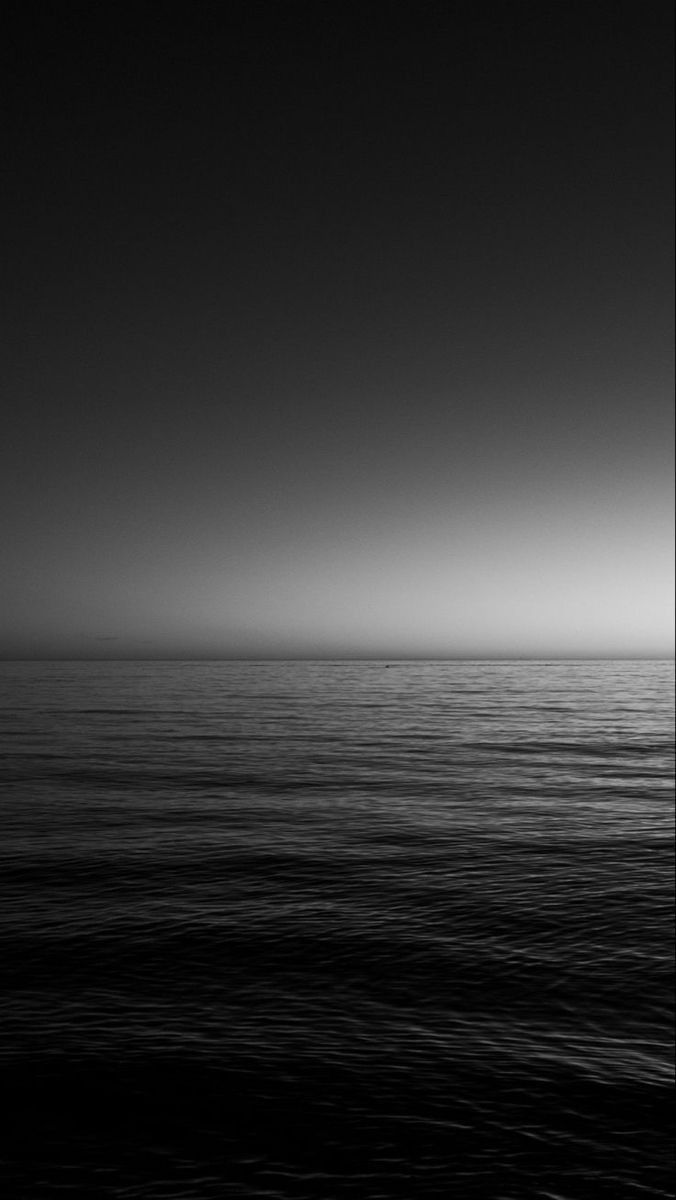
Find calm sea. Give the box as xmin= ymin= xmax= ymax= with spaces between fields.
xmin=0 ymin=660 xmax=673 ymax=1199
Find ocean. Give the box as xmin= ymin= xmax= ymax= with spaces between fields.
xmin=0 ymin=659 xmax=673 ymax=1198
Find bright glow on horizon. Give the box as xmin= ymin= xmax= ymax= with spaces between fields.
xmin=2 ymin=479 xmax=672 ymax=659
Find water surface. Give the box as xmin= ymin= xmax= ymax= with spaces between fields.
xmin=0 ymin=660 xmax=673 ymax=1197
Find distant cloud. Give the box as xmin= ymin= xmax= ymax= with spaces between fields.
xmin=90 ymin=635 xmax=120 ymax=641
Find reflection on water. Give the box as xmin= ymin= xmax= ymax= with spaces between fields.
xmin=0 ymin=660 xmax=673 ymax=1197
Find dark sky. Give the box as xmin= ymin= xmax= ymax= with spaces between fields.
xmin=3 ymin=3 xmax=673 ymax=658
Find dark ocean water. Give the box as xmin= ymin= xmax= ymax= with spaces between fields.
xmin=0 ymin=660 xmax=673 ymax=1199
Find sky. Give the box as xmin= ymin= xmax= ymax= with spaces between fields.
xmin=2 ymin=3 xmax=673 ymax=659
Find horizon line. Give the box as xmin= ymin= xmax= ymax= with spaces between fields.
xmin=0 ymin=655 xmax=673 ymax=664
